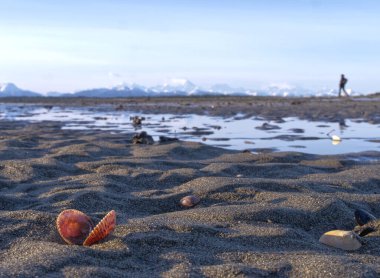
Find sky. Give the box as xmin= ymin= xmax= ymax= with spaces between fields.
xmin=0 ymin=0 xmax=379 ymax=93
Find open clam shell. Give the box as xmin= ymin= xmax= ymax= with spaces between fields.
xmin=319 ymin=230 xmax=362 ymax=250
xmin=83 ymin=210 xmax=116 ymax=246
xmin=57 ymin=209 xmax=94 ymax=245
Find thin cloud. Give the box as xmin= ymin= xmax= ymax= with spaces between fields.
xmin=108 ymin=72 xmax=122 ymax=78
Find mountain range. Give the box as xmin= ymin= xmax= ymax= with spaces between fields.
xmin=0 ymin=83 xmax=41 ymax=97
xmin=0 ymin=79 xmax=355 ymax=98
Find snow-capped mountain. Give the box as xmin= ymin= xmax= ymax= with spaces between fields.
xmin=0 ymin=83 xmax=41 ymax=97
xmin=114 ymin=83 xmax=147 ymax=92
xmin=250 ymin=84 xmax=351 ymax=97
xmin=0 ymin=81 xmax=362 ymax=98
xmin=150 ymin=78 xmax=198 ymax=95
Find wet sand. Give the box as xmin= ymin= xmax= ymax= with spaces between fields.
xmin=0 ymin=97 xmax=380 ymax=277
xmin=1 ymin=95 xmax=380 ymax=123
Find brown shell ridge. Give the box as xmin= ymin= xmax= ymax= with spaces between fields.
xmin=83 ymin=210 xmax=116 ymax=246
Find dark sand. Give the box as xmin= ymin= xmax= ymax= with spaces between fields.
xmin=0 ymin=97 xmax=380 ymax=277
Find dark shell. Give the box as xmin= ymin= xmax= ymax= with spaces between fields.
xmin=354 ymin=209 xmax=377 ymax=226
xmin=179 ymin=195 xmax=200 ymax=208
xmin=354 ymin=225 xmax=376 ymax=237
xmin=83 ymin=210 xmax=116 ymax=246
xmin=353 ymin=219 xmax=380 ymax=237
xmin=57 ymin=209 xmax=94 ymax=245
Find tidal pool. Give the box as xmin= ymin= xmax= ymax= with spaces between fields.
xmin=1 ymin=104 xmax=379 ymax=155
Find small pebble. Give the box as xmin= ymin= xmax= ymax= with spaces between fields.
xmin=179 ymin=195 xmax=200 ymax=208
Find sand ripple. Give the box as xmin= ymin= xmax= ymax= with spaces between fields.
xmin=0 ymin=121 xmax=380 ymax=277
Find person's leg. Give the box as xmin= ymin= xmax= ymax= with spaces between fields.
xmin=338 ymin=87 xmax=342 ymax=97
xmin=343 ymin=87 xmax=349 ymax=97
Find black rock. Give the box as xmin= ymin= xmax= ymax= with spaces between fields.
xmin=159 ymin=136 xmax=179 ymax=143
xmin=130 ymin=116 xmax=145 ymax=126
xmin=255 ymin=122 xmax=281 ymax=131
xmin=288 ymin=128 xmax=305 ymax=134
xmin=132 ymin=131 xmax=154 ymax=144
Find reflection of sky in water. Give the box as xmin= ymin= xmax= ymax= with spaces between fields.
xmin=0 ymin=104 xmax=379 ymax=155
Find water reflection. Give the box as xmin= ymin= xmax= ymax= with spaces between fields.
xmin=0 ymin=104 xmax=379 ymax=155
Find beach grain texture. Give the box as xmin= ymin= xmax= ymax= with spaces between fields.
xmin=0 ymin=120 xmax=380 ymax=277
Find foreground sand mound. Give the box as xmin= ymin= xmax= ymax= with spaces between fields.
xmin=0 ymin=121 xmax=379 ymax=277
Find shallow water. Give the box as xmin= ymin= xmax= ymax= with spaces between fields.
xmin=0 ymin=104 xmax=379 ymax=155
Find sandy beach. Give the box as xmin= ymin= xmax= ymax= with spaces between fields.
xmin=3 ymin=0 xmax=380 ymax=275
xmin=0 ymin=97 xmax=380 ymax=277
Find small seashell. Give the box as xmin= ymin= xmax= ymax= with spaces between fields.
xmin=179 ymin=195 xmax=200 ymax=208
xmin=319 ymin=230 xmax=362 ymax=250
xmin=57 ymin=209 xmax=94 ymax=245
xmin=354 ymin=209 xmax=377 ymax=226
xmin=327 ymin=130 xmax=342 ymax=144
xmin=331 ymin=135 xmax=341 ymax=141
xmin=83 ymin=210 xmax=116 ymax=246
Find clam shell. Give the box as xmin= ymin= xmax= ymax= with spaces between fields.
xmin=83 ymin=210 xmax=116 ymax=246
xmin=319 ymin=230 xmax=362 ymax=250
xmin=57 ymin=209 xmax=94 ymax=245
xmin=331 ymin=135 xmax=341 ymax=141
xmin=354 ymin=209 xmax=377 ymax=226
xmin=179 ymin=195 xmax=200 ymax=208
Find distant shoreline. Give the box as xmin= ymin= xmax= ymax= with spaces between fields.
xmin=1 ymin=95 xmax=380 ymax=124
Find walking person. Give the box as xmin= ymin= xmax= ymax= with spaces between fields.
xmin=339 ymin=74 xmax=349 ymax=97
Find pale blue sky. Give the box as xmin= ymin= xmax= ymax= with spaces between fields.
xmin=0 ymin=0 xmax=379 ymax=93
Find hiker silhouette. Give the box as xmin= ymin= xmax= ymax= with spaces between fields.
xmin=339 ymin=74 xmax=349 ymax=97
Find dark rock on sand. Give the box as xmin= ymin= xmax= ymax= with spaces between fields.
xmin=159 ymin=136 xmax=179 ymax=143
xmin=263 ymin=135 xmax=320 ymax=141
xmin=272 ymin=117 xmax=286 ymax=123
xmin=207 ymin=125 xmax=222 ymax=130
xmin=367 ymin=139 xmax=380 ymax=143
xmin=181 ymin=127 xmax=214 ymax=136
xmin=130 ymin=116 xmax=145 ymax=126
xmin=288 ymin=128 xmax=305 ymax=134
xmin=250 ymin=147 xmax=277 ymax=153
xmin=289 ymin=145 xmax=306 ymax=149
xmin=132 ymin=131 xmax=154 ymax=144
xmin=255 ymin=122 xmax=281 ymax=130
